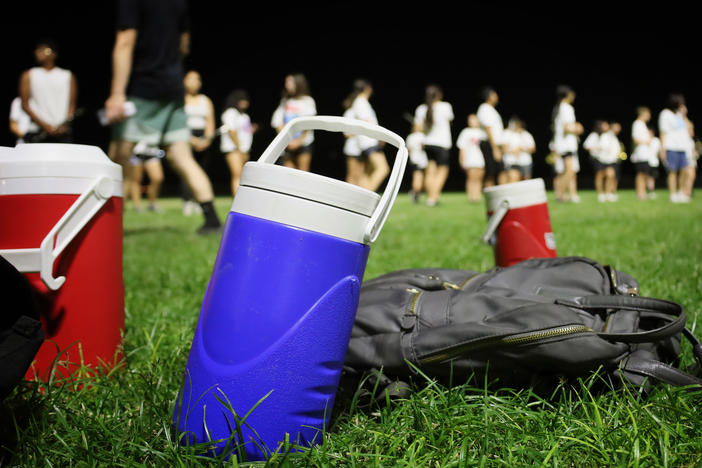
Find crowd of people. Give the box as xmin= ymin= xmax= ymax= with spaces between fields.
xmin=8 ymin=12 xmax=699 ymax=231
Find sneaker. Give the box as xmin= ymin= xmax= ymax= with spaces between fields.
xmin=648 ymin=192 xmax=657 ymax=200
xmin=182 ymin=200 xmax=194 ymax=216
xmin=409 ymin=190 xmax=420 ymax=204
xmin=670 ymin=192 xmax=681 ymax=203
xmin=148 ymin=203 xmax=163 ymax=213
xmin=598 ymin=193 xmax=607 ymax=203
xmin=426 ymin=199 xmax=438 ymax=207
xmin=134 ymin=205 xmax=144 ymax=213
xmin=607 ymin=193 xmax=618 ymax=202
xmin=570 ymin=194 xmax=581 ymax=203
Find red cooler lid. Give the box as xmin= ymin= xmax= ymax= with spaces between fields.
xmin=0 ymin=143 xmax=123 ymax=197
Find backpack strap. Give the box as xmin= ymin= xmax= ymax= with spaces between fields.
xmin=620 ymin=353 xmax=702 ymax=388
xmin=556 ymin=295 xmax=686 ymax=344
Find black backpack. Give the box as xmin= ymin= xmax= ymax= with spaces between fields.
xmin=0 ymin=255 xmax=44 ymax=400
xmin=343 ymin=256 xmax=702 ymax=402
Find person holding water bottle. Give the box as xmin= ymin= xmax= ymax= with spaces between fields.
xmin=270 ymin=73 xmax=317 ymax=171
xmin=104 ymin=0 xmax=222 ymax=234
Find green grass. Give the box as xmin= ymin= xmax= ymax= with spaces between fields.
xmin=2 ymin=189 xmax=702 ymax=467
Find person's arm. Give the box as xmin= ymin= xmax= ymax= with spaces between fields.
xmin=486 ymin=126 xmax=501 ymax=161
xmin=68 ymin=73 xmax=77 ymax=120
xmin=105 ymin=28 xmax=137 ymax=124
xmin=180 ymin=31 xmax=190 ymax=57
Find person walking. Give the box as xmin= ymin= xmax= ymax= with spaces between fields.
xmin=270 ymin=73 xmax=317 ymax=171
xmin=104 ymin=0 xmax=222 ymax=234
xmin=341 ymin=79 xmax=389 ymax=192
xmin=18 ymin=38 xmax=78 ymax=144
xmin=413 ymin=84 xmax=454 ymax=206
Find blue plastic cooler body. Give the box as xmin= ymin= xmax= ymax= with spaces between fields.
xmin=174 ymin=211 xmax=370 ymax=460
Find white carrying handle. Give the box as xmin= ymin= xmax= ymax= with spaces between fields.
xmin=259 ymin=115 xmax=408 ymax=244
xmin=481 ymin=199 xmax=510 ymax=244
xmin=0 ymin=175 xmax=114 ymax=290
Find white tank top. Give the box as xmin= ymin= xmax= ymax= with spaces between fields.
xmin=185 ymin=95 xmax=209 ymax=131
xmin=28 ymin=66 xmax=71 ymax=131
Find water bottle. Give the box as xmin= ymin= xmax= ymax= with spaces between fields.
xmin=173 ymin=116 xmax=408 ymax=461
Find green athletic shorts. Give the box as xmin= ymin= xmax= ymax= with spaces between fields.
xmin=111 ymin=96 xmax=191 ymax=145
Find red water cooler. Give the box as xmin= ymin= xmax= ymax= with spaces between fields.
xmin=0 ymin=143 xmax=125 ymax=382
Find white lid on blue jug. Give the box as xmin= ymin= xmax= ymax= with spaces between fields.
xmin=0 ymin=143 xmax=123 ymax=197
xmin=232 ymin=116 xmax=408 ymax=245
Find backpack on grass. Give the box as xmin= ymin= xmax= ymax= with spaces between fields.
xmin=342 ymin=256 xmax=702 ymax=402
xmin=0 ymin=255 xmax=44 ymax=400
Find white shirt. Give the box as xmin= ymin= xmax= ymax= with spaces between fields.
xmin=185 ymin=95 xmax=210 ymax=132
xmin=630 ymin=119 xmax=653 ymax=163
xmin=413 ymin=101 xmax=454 ymax=149
xmin=271 ymin=95 xmax=317 ymax=146
xmin=476 ymin=103 xmax=504 ymax=146
xmin=406 ymin=131 xmax=427 ymax=169
xmin=583 ymin=132 xmax=603 ymax=161
xmin=456 ymin=127 xmax=486 ymax=169
xmin=220 ymin=107 xmax=253 ymax=153
xmin=27 ymin=66 xmax=72 ymax=131
xmin=342 ymin=108 xmax=361 ymax=157
xmin=658 ymin=109 xmax=689 ymax=152
xmin=649 ymin=137 xmax=661 ymax=167
xmin=349 ymin=95 xmax=379 ymax=150
xmin=598 ymin=131 xmax=621 ymax=164
xmin=553 ymin=101 xmax=578 ymax=154
xmin=9 ymin=97 xmax=31 ymax=143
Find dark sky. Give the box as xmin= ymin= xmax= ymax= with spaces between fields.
xmin=2 ymin=1 xmax=698 ymax=192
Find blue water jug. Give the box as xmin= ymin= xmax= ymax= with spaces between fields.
xmin=173 ymin=116 xmax=408 ymax=461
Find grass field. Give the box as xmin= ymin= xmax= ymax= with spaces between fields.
xmin=2 ymin=188 xmax=702 ymax=467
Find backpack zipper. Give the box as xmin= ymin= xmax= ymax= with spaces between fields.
xmin=418 ymin=324 xmax=593 ymax=365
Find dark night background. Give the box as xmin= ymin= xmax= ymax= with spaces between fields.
xmin=2 ymin=1 xmax=699 ymax=194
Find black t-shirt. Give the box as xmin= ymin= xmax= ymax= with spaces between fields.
xmin=115 ymin=0 xmax=189 ymax=101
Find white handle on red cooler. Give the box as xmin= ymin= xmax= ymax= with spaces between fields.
xmin=481 ymin=199 xmax=510 ymax=244
xmin=259 ymin=115 xmax=408 ymax=244
xmin=0 ymin=175 xmax=114 ymax=290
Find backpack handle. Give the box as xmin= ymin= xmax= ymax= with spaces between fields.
xmin=557 ymin=295 xmax=686 ymax=344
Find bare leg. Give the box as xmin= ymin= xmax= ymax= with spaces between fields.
xmin=165 ymin=140 xmax=214 ymax=202
xmin=143 ymin=158 xmax=164 ymax=206
xmin=225 ymin=150 xmax=249 ymax=196
xmin=108 ymin=139 xmax=137 ymax=199
xmin=129 ymin=162 xmax=144 ymax=210
xmin=365 ymin=151 xmax=390 ymax=192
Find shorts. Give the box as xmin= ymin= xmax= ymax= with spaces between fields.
xmin=633 ymin=161 xmax=651 ymax=175
xmin=360 ymin=145 xmax=383 ymax=159
xmin=665 ymin=150 xmax=689 ymax=172
xmin=591 ymin=158 xmax=616 ymax=172
xmin=424 ymin=144 xmax=451 ymax=166
xmin=282 ymin=143 xmax=314 ymax=160
xmin=507 ymin=164 xmax=532 ymax=179
xmin=112 ymin=96 xmax=191 ymax=145
xmin=480 ymin=140 xmax=504 ymax=177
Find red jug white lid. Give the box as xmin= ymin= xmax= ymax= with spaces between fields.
xmin=0 ymin=143 xmax=123 ymax=197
